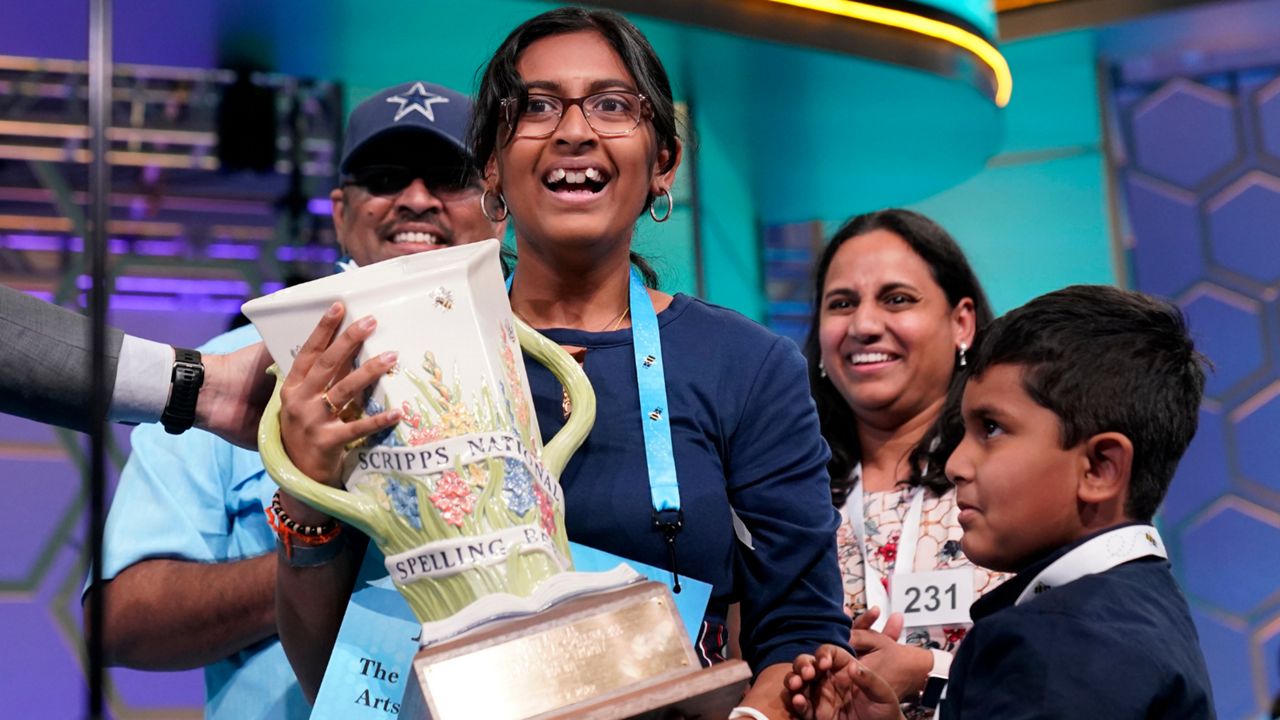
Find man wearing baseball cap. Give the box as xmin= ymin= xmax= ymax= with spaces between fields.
xmin=82 ymin=82 xmax=501 ymax=719
xmin=331 ymin=81 xmax=497 ymax=268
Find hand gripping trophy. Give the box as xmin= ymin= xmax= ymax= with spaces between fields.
xmin=247 ymin=240 xmax=748 ymax=719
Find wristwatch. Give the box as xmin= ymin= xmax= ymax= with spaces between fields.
xmin=920 ymin=648 xmax=952 ymax=710
xmin=161 ymin=348 xmax=204 ymax=434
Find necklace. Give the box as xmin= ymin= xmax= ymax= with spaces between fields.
xmin=603 ymin=306 xmax=631 ymax=332
xmin=512 ymin=304 xmax=630 ymax=418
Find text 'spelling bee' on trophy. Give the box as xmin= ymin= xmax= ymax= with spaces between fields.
xmin=246 ymin=240 xmax=749 ymax=720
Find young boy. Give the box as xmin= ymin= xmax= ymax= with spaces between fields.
xmin=788 ymin=285 xmax=1216 ymax=720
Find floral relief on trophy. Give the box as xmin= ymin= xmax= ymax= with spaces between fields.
xmin=429 ymin=470 xmax=477 ymax=528
xmin=335 ymin=326 xmax=571 ymax=623
xmin=501 ymin=457 xmax=536 ymax=516
xmin=385 ymin=476 xmax=423 ymax=530
xmin=356 ymin=348 xmax=529 ymax=528
xmin=497 ymin=318 xmax=534 ymax=441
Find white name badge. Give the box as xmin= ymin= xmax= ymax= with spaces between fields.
xmin=891 ymin=568 xmax=974 ymax=628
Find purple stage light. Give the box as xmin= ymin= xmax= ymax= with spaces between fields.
xmin=276 ymin=245 xmax=338 ymax=262
xmin=206 ymin=243 xmax=260 ymax=260
xmin=95 ymin=294 xmax=247 ymax=313
xmin=308 ymin=197 xmax=333 ymax=215
xmin=2 ymin=234 xmax=67 ymax=251
xmin=131 ymin=240 xmax=182 ymax=257
xmin=75 ymin=275 xmax=253 ymax=296
xmin=2 ymin=234 xmax=148 ymax=255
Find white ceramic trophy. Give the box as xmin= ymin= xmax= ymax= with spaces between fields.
xmin=245 ymin=239 xmax=638 ymax=641
xmin=245 ymin=239 xmax=749 ymax=719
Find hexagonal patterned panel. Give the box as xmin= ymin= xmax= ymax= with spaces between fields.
xmin=0 ymin=457 xmax=81 ymax=587
xmin=0 ymin=602 xmax=88 ymax=718
xmin=1180 ymin=285 xmax=1266 ymax=399
xmin=1125 ymin=175 xmax=1204 ymax=298
xmin=1131 ymin=79 xmax=1239 ymax=189
xmin=1161 ymin=407 xmax=1231 ymax=526
xmin=1194 ymin=608 xmax=1262 ymax=720
xmin=1181 ymin=499 xmax=1280 ymax=615
xmin=1256 ymin=76 xmax=1280 ymax=162
xmin=1207 ymin=172 xmax=1280 ymax=284
xmin=1117 ymin=62 xmax=1280 ymax=720
xmin=1231 ymin=382 xmax=1280 ymax=493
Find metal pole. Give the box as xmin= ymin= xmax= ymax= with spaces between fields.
xmin=87 ymin=0 xmax=111 ymax=717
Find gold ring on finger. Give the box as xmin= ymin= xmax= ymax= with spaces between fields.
xmin=322 ymin=391 xmax=343 ymax=415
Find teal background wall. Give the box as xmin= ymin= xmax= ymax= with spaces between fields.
xmin=929 ymin=0 xmax=999 ymax=37
xmin=759 ymin=28 xmax=1116 ymax=317
xmin=908 ymin=29 xmax=1116 ymax=314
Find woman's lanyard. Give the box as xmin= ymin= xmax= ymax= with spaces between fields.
xmin=507 ymin=268 xmax=684 ymax=591
xmin=842 ymin=462 xmax=925 ymax=632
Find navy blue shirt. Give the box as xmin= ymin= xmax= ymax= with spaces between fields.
xmin=943 ymin=528 xmax=1215 ymax=719
xmin=525 ymin=293 xmax=851 ymax=673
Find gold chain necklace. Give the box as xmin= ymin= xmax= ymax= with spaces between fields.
xmin=512 ymin=305 xmax=630 ymax=418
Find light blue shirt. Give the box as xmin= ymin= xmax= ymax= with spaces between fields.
xmin=91 ymin=324 xmax=309 ymax=719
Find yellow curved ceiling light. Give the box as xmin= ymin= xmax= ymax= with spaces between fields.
xmin=765 ymin=0 xmax=1013 ymax=107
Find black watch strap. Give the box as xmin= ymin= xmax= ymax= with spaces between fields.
xmin=161 ymin=348 xmax=204 ymax=435
xmin=921 ymin=674 xmax=948 ymax=710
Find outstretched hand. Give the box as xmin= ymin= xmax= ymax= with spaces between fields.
xmin=786 ymin=645 xmax=907 ymax=720
xmin=850 ymin=608 xmax=932 ymax=701
xmin=195 ymin=341 xmax=275 ymax=450
xmin=276 ymin=302 xmax=400 ymax=521
xmin=852 ymin=606 xmax=904 ymax=639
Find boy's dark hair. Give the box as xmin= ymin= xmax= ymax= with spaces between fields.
xmin=966 ymin=284 xmax=1207 ymax=521
xmin=802 ymin=208 xmax=994 ymax=505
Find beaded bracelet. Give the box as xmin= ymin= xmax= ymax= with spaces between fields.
xmin=267 ymin=491 xmax=343 ymax=563
xmin=269 ymin=490 xmax=338 ymax=536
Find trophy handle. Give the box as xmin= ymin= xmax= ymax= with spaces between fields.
xmin=257 ymin=365 xmax=388 ymax=543
xmin=513 ymin=317 xmax=596 ymax=478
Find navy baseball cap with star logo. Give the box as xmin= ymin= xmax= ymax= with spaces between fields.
xmin=339 ymin=81 xmax=473 ymax=174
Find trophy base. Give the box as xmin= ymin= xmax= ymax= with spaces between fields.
xmin=399 ymin=581 xmax=751 ymax=720
xmin=532 ymin=659 xmax=751 ymax=720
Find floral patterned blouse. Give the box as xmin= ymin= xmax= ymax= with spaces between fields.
xmin=836 ymin=479 xmax=1007 ymax=654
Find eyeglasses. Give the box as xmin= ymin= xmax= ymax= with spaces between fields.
xmin=502 ymin=91 xmax=650 ymax=139
xmin=343 ymin=165 xmax=482 ymax=201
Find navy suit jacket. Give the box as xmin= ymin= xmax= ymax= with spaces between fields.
xmin=943 ymin=533 xmax=1215 ymax=719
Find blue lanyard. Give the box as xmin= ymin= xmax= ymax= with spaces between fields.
xmin=507 ymin=268 xmax=684 ymax=590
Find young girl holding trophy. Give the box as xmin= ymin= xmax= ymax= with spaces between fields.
xmin=271 ymin=8 xmax=850 ymax=717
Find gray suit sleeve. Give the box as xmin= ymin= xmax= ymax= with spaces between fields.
xmin=0 ymin=284 xmax=124 ymax=432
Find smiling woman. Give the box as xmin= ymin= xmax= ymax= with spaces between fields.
xmin=803 ymin=208 xmax=1006 ymax=714
xmin=469 ymin=20 xmax=678 ymax=298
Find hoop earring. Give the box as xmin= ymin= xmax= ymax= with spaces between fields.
xmin=958 ymin=343 xmax=968 ymax=368
xmin=649 ymin=188 xmax=673 ymax=223
xmin=480 ymin=189 xmax=508 ymax=223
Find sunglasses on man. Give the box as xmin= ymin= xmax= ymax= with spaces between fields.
xmin=344 ymin=165 xmax=482 ymax=201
